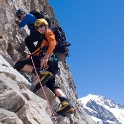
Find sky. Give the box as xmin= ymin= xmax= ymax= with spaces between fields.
xmin=49 ymin=0 xmax=124 ymax=105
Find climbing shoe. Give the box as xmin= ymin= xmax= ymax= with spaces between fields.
xmin=56 ymin=101 xmax=74 ymax=116
xmin=39 ymin=71 xmax=53 ymax=86
xmin=32 ymin=71 xmax=53 ymax=94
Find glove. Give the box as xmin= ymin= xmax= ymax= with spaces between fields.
xmin=15 ymin=19 xmax=20 ymax=25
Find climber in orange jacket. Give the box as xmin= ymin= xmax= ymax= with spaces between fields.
xmin=14 ymin=19 xmax=74 ymax=116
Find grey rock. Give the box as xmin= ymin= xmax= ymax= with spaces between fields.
xmin=0 ymin=108 xmax=24 ymax=124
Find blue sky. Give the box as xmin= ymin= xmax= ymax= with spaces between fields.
xmin=49 ymin=0 xmax=124 ymax=105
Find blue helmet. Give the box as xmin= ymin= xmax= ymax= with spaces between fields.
xmin=16 ymin=9 xmax=24 ymax=17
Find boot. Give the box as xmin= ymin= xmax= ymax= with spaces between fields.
xmin=32 ymin=71 xmax=53 ymax=94
xmin=39 ymin=71 xmax=53 ymax=85
xmin=57 ymin=98 xmax=74 ymax=116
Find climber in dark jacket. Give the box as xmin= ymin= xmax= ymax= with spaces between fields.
xmin=15 ymin=9 xmax=43 ymax=53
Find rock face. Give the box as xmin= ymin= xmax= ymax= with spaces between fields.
xmin=79 ymin=94 xmax=124 ymax=124
xmin=0 ymin=0 xmax=95 ymax=124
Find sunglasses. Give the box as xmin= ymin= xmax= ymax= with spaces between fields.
xmin=36 ymin=24 xmax=44 ymax=29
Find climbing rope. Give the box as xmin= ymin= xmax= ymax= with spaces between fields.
xmin=30 ymin=55 xmax=58 ymax=124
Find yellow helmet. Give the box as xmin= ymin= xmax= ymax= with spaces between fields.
xmin=34 ymin=19 xmax=48 ymax=27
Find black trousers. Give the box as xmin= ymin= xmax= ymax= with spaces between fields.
xmin=14 ymin=56 xmax=60 ymax=92
xmin=25 ymin=31 xmax=43 ymax=53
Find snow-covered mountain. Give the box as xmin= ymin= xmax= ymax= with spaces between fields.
xmin=79 ymin=94 xmax=124 ymax=124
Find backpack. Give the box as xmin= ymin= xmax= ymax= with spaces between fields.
xmin=30 ymin=9 xmax=51 ymax=28
xmin=44 ymin=27 xmax=71 ymax=57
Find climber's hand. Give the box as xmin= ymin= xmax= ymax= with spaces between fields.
xmin=15 ymin=19 xmax=20 ymax=25
xmin=40 ymin=54 xmax=50 ymax=69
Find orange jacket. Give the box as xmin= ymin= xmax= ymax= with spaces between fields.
xmin=41 ymin=30 xmax=56 ymax=55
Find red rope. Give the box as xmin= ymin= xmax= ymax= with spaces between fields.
xmin=30 ymin=55 xmax=58 ymax=124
